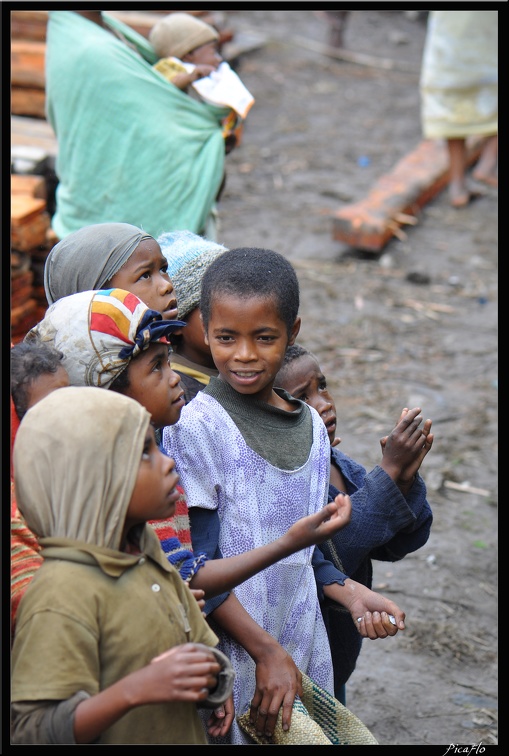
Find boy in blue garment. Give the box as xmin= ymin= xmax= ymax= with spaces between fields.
xmin=163 ymin=247 xmax=408 ymax=744
xmin=275 ymin=343 xmax=434 ymax=704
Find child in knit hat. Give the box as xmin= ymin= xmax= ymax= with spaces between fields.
xmin=158 ymin=230 xmax=228 ymax=403
xmin=149 ymin=13 xmax=254 ymax=153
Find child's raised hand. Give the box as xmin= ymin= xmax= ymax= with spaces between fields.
xmin=284 ymin=494 xmax=352 ymax=550
xmin=380 ymin=407 xmax=433 ymax=488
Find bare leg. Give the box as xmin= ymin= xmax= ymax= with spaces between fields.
xmin=472 ymin=135 xmax=498 ymax=187
xmin=447 ymin=138 xmax=470 ymax=207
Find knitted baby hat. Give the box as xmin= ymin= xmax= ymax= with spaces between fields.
xmin=158 ymin=230 xmax=228 ymax=320
xmin=149 ymin=12 xmax=219 ymax=60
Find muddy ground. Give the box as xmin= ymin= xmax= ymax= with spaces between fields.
xmin=217 ymin=10 xmax=498 ymax=749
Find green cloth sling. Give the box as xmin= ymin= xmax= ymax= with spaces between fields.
xmin=45 ymin=11 xmax=229 ymax=240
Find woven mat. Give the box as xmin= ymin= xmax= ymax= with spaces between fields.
xmin=237 ymin=672 xmax=378 ymax=745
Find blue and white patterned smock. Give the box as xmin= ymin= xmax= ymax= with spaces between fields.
xmin=164 ymin=390 xmax=335 ymax=744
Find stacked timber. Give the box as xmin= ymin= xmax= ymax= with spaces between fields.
xmin=11 ymin=174 xmax=56 ymax=343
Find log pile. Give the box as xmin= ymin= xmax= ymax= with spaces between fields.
xmin=11 ymin=174 xmax=56 ymax=343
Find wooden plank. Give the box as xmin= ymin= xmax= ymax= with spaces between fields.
xmin=11 ymin=40 xmax=46 ymax=88
xmin=11 ymin=195 xmax=50 ymax=252
xmin=331 ymin=137 xmax=485 ymax=252
xmin=11 ymin=194 xmax=46 ymax=223
xmin=11 ymin=174 xmax=47 ymax=199
xmin=11 ymin=87 xmax=46 ymax=119
xmin=10 ymin=11 xmax=49 ymax=41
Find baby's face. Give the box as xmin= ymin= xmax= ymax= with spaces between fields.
xmin=186 ymin=41 xmax=222 ymax=69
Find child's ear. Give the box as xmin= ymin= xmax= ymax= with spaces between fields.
xmin=288 ymin=317 xmax=301 ymax=346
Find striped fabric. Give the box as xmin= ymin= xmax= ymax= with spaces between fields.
xmin=149 ymin=485 xmax=208 ymax=583
xmin=11 ymin=487 xmax=43 ymax=643
xmin=90 ymin=288 xmax=148 ymax=346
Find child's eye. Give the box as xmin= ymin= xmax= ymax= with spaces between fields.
xmin=138 ymin=270 xmax=151 ymax=281
xmin=296 ymin=392 xmax=308 ymax=402
xmin=161 ymin=263 xmax=169 ymax=275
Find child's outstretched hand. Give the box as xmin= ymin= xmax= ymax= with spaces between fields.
xmin=323 ymin=579 xmax=405 ymax=639
xmin=283 ymin=494 xmax=352 ymax=551
xmin=379 ymin=407 xmax=434 ymax=492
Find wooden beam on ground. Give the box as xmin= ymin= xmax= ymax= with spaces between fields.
xmin=331 ymin=137 xmax=485 ymax=252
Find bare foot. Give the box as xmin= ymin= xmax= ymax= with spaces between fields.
xmin=472 ymin=171 xmax=498 ymax=188
xmin=448 ymin=181 xmax=470 ymax=208
xmin=472 ymin=136 xmax=498 ymax=187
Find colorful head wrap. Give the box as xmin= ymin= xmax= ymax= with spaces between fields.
xmin=26 ymin=289 xmax=185 ymax=389
xmin=158 ymin=229 xmax=227 ymax=319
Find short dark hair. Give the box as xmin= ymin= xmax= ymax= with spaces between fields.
xmin=275 ymin=343 xmax=310 ymax=384
xmin=11 ymin=339 xmax=65 ymax=420
xmin=200 ymin=247 xmax=300 ymax=336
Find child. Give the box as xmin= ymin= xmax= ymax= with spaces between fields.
xmin=163 ymin=247 xmax=407 ymax=744
xmin=45 ymin=11 xmax=227 ymax=240
xmin=27 ymin=287 xmax=353 ymax=738
xmin=10 ymin=339 xmax=70 ymax=423
xmin=150 ymin=13 xmax=222 ymax=96
xmin=44 ymin=222 xmax=179 ymax=321
xmin=275 ymin=343 xmax=434 ymax=704
xmin=11 ymin=386 xmax=235 ymax=744
xmin=149 ymin=13 xmax=254 ymax=154
xmin=10 ymin=339 xmax=71 ymax=641
xmin=158 ymin=229 xmax=227 ymax=402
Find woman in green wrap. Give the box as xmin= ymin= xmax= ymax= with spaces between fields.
xmin=45 ymin=11 xmax=230 ymax=241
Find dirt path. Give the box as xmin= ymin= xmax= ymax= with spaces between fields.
xmin=218 ymin=10 xmax=498 ymax=748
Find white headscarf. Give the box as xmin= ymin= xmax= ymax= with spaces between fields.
xmin=26 ymin=288 xmax=184 ymax=389
xmin=13 ymin=386 xmax=151 ymax=550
